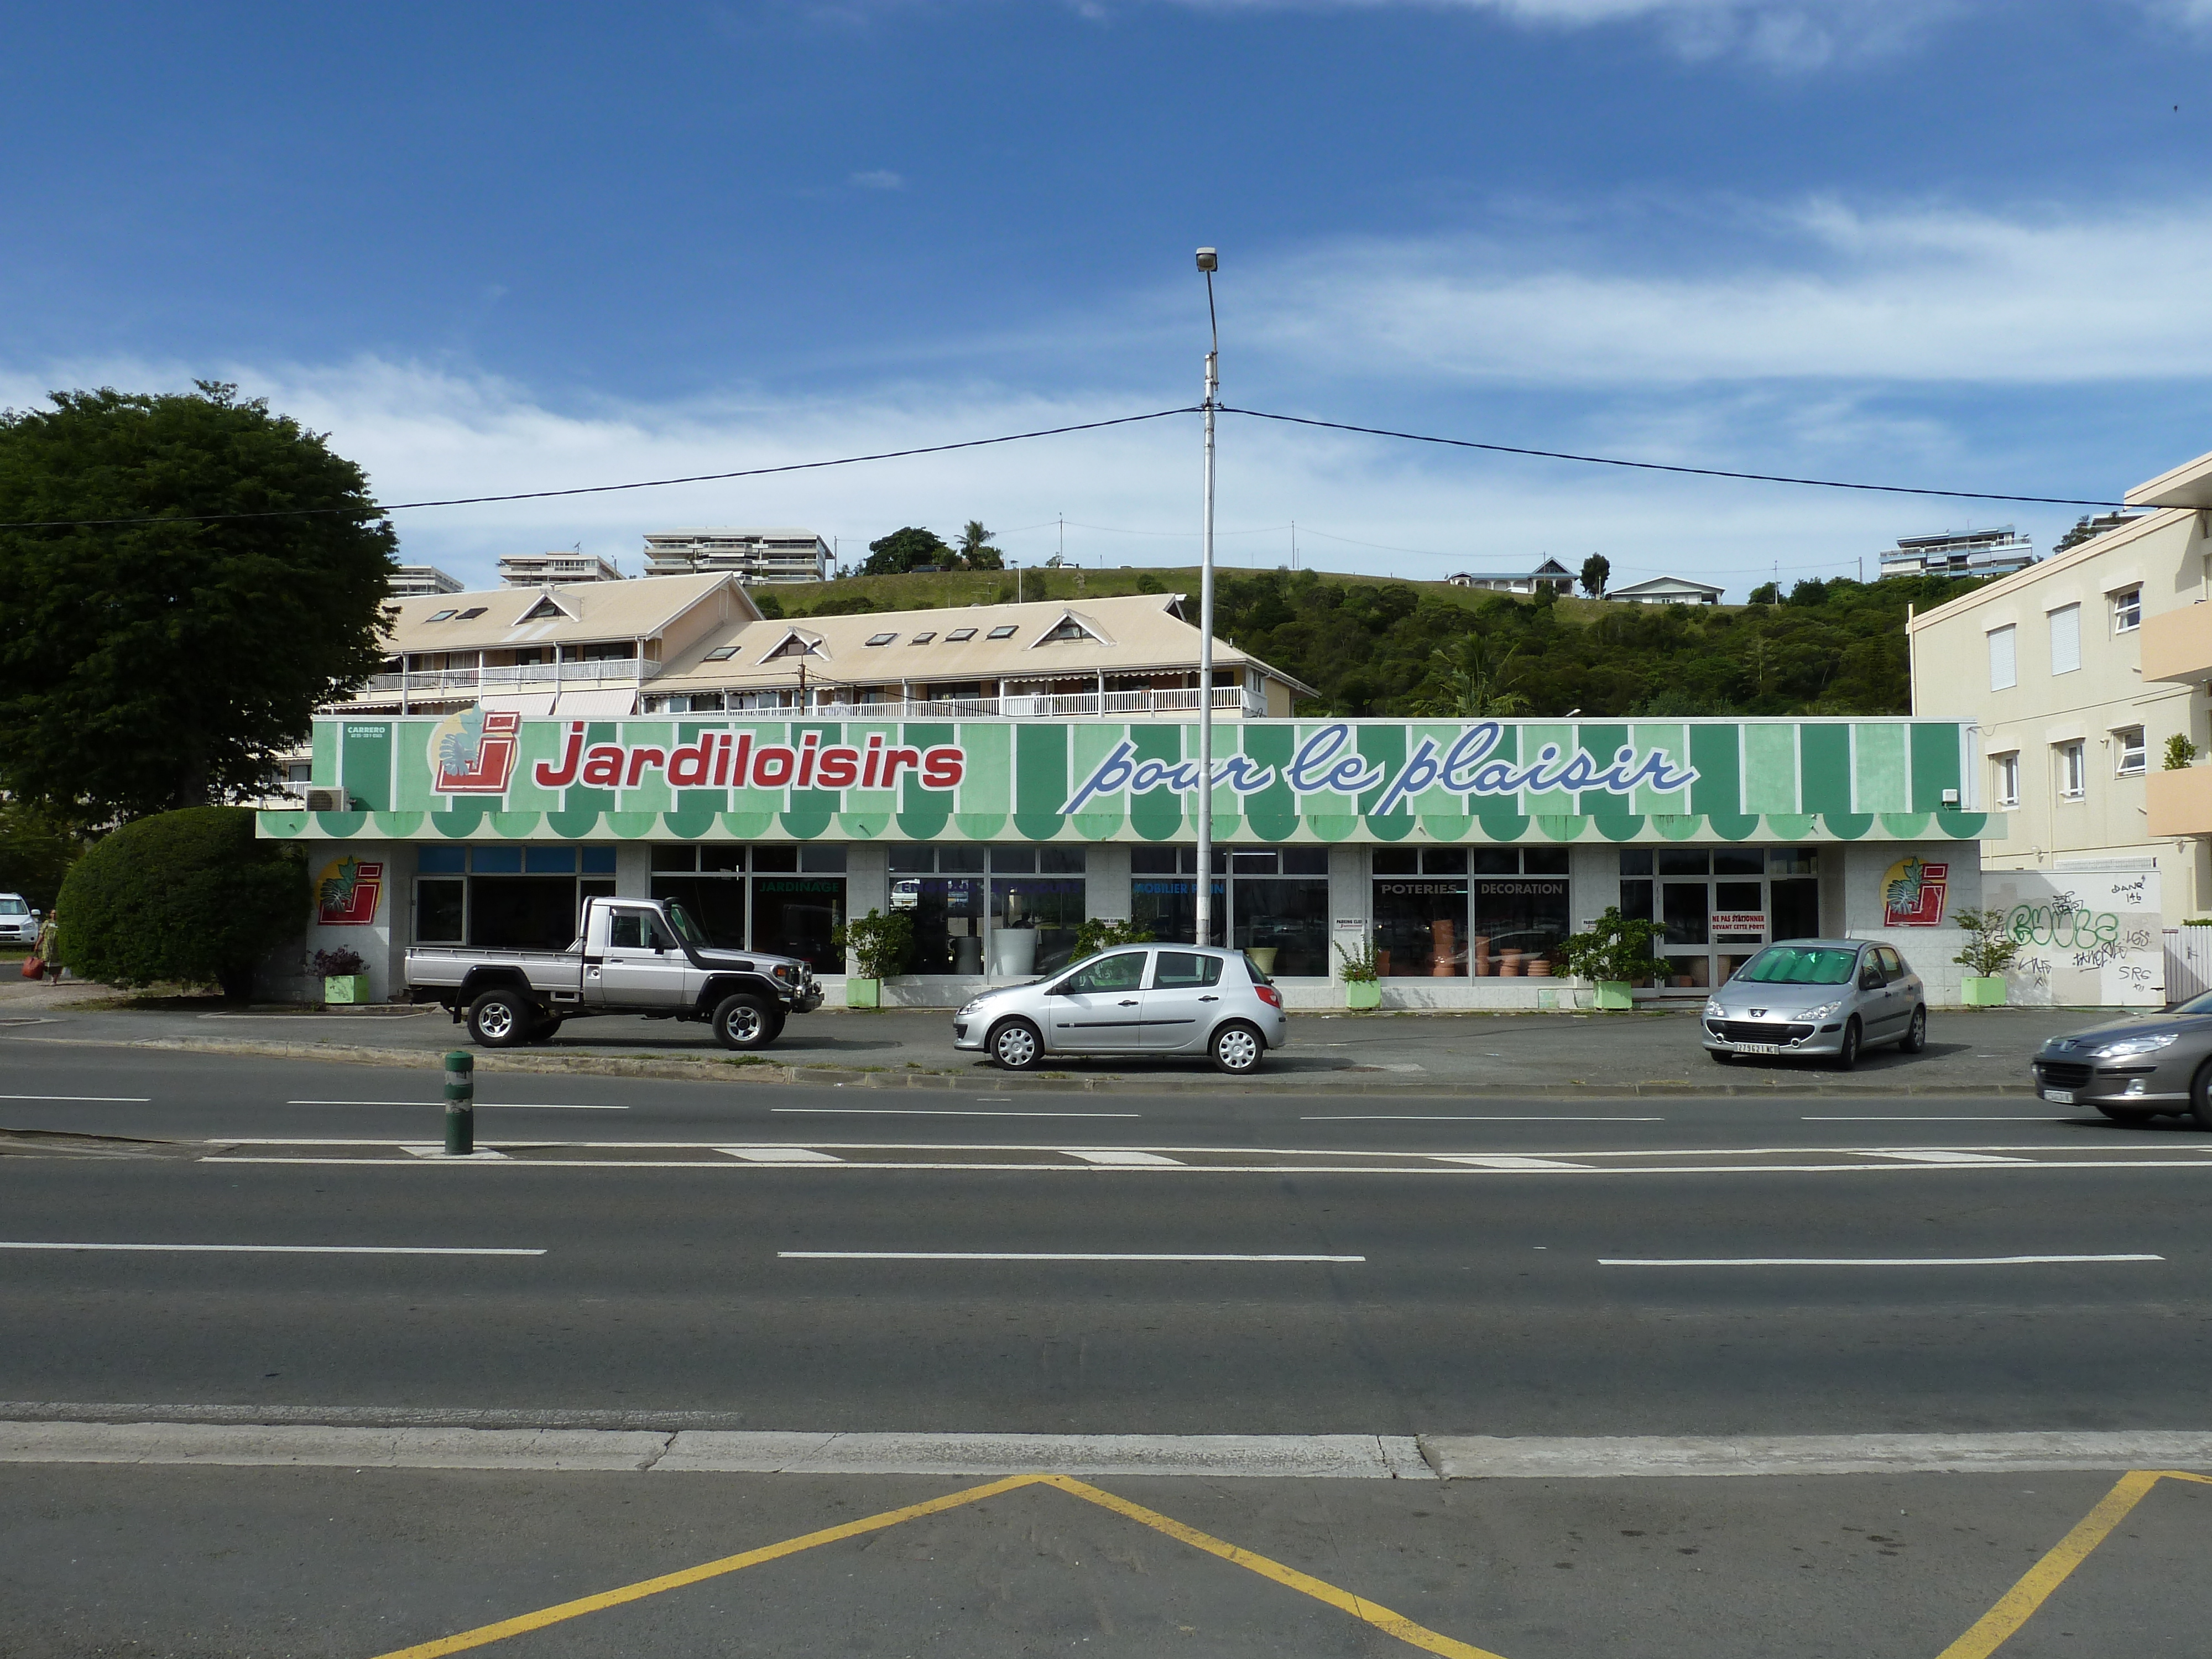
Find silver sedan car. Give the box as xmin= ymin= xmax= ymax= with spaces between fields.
xmin=2032 ymin=994 xmax=2212 ymax=1126
xmin=1702 ymin=938 xmax=1928 ymax=1070
xmin=953 ymin=945 xmax=1290 ymax=1075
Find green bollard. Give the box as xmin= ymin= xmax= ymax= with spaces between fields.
xmin=444 ymin=1050 xmax=475 ymax=1156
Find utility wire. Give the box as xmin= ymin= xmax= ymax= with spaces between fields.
xmin=1220 ymin=406 xmax=2138 ymax=510
xmin=0 ymin=407 xmax=1201 ymax=531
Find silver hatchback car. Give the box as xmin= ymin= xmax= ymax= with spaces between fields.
xmin=1702 ymin=938 xmax=1928 ymax=1069
xmin=953 ymin=945 xmax=1290 ymax=1074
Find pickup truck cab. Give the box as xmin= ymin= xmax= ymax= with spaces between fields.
xmin=406 ymin=896 xmax=823 ymax=1050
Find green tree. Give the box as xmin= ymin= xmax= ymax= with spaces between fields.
xmin=953 ymin=520 xmax=1005 ymax=571
xmin=54 ymin=806 xmax=307 ymax=999
xmin=0 ymin=383 xmax=394 ymax=821
xmin=1579 ymin=554 xmax=1610 ymax=598
xmin=0 ymin=802 xmax=88 ymax=913
xmin=863 ymin=526 xmax=954 ymax=576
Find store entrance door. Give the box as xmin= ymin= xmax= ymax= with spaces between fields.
xmin=1623 ymin=847 xmax=1823 ymax=992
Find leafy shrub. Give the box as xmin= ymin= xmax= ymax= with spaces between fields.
xmin=311 ymin=946 xmax=365 ymax=977
xmin=55 ymin=807 xmax=307 ymax=999
xmin=1554 ymin=907 xmax=1661 ymax=986
xmin=1950 ymin=907 xmax=2022 ymax=980
xmin=1333 ymin=933 xmax=1380 ymax=983
xmin=831 ymin=908 xmax=913 ymax=980
xmin=2164 ymin=734 xmax=2199 ymax=771
xmin=1071 ymin=917 xmax=1155 ymax=962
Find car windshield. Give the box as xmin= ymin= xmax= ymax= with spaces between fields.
xmin=663 ymin=901 xmax=706 ymax=947
xmin=1734 ymin=946 xmax=1859 ymax=986
xmin=2176 ymin=990 xmax=2212 ymax=1015
xmin=0 ymin=899 xmax=25 ymax=915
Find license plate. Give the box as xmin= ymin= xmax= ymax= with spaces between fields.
xmin=1736 ymin=1042 xmax=1782 ymax=1055
xmin=2041 ymin=1088 xmax=2075 ymax=1105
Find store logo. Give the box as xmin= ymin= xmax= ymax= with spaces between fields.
xmin=1882 ymin=857 xmax=1949 ymax=927
xmin=531 ymin=724 xmax=965 ymax=793
xmin=429 ymin=707 xmax=523 ymax=795
xmin=1059 ymin=722 xmax=1699 ymax=816
xmin=316 ymin=857 xmax=383 ymax=925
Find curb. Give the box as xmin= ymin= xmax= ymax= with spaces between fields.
xmin=8 ymin=1034 xmax=2038 ymax=1098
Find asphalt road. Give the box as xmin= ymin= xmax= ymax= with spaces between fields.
xmin=10 ymin=1042 xmax=2212 ymax=1657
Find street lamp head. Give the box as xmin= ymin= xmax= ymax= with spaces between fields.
xmin=1195 ymin=247 xmax=1218 ymax=272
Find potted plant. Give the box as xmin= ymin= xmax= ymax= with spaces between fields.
xmin=1070 ymin=917 xmax=1155 ymax=963
xmin=1951 ymin=906 xmax=2020 ymax=1006
xmin=1335 ymin=933 xmax=1382 ymax=1010
xmin=1554 ymin=907 xmax=1661 ymax=1011
xmin=312 ymin=946 xmax=370 ymax=1005
xmin=831 ymin=909 xmax=912 ymax=1008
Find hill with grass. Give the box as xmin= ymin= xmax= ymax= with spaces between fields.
xmin=752 ymin=565 xmax=1986 ymax=719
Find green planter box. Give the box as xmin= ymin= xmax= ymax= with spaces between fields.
xmin=1960 ymin=975 xmax=2008 ymax=1006
xmin=1344 ymin=980 xmax=1381 ymax=1010
xmin=846 ymin=977 xmax=881 ymax=1009
xmin=1594 ymin=980 xmax=1634 ymax=1011
xmin=322 ymin=974 xmax=372 ymax=1005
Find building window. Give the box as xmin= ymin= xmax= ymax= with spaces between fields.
xmin=2049 ymin=604 xmax=2081 ymax=676
xmin=2056 ymin=742 xmax=2086 ymax=800
xmin=646 ymin=843 xmax=846 ymax=972
xmin=1992 ymin=753 xmax=2020 ymax=808
xmin=1988 ymin=624 xmax=2016 ymax=690
xmin=2115 ymin=728 xmax=2147 ymax=777
xmin=888 ymin=844 xmax=1084 ymax=974
xmin=417 ymin=843 xmax=618 ymax=950
xmin=1129 ymin=845 xmax=1329 ymax=967
xmin=2112 ymin=587 xmax=2142 ymax=634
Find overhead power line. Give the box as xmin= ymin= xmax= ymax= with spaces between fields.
xmin=1218 ymin=406 xmax=2136 ymax=509
xmin=0 ymin=407 xmax=1201 ymax=530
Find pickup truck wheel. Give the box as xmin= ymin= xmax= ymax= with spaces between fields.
xmin=467 ymin=990 xmax=532 ymax=1048
xmin=712 ymin=993 xmax=776 ymax=1050
xmin=527 ymin=1018 xmax=563 ymax=1045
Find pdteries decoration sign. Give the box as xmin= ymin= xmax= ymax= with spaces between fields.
xmin=262 ymin=714 xmax=1996 ymax=847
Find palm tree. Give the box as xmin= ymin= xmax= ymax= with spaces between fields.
xmin=956 ymin=521 xmax=1004 ymax=571
xmin=1414 ymin=637 xmax=1528 ymax=718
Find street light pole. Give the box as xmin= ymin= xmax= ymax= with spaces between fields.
xmin=1195 ymin=248 xmax=1219 ymax=948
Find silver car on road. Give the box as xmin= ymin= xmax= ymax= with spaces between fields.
xmin=953 ymin=945 xmax=1290 ymax=1074
xmin=2032 ymin=993 xmax=2212 ymax=1126
xmin=1702 ymin=938 xmax=1928 ymax=1069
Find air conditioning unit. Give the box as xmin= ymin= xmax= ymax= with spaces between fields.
xmin=303 ymin=788 xmax=351 ymax=812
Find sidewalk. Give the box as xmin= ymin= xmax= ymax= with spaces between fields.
xmin=0 ymin=975 xmax=2095 ymax=1094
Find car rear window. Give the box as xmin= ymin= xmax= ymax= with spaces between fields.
xmin=1240 ymin=951 xmax=1273 ymax=986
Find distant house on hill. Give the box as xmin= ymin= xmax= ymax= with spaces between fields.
xmin=1610 ymin=575 xmax=1724 ymax=606
xmin=1446 ymin=557 xmax=1574 ymax=596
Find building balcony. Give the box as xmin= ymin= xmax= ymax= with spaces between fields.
xmin=2139 ymin=604 xmax=2212 ymax=685
xmin=648 ymin=685 xmax=1266 ymax=720
xmin=343 ymin=657 xmax=662 ymax=707
xmin=2147 ymin=765 xmax=2212 ymax=837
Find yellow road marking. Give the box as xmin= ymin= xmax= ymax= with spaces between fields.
xmin=1041 ymin=1474 xmax=1512 ymax=1659
xmin=367 ymin=1474 xmax=1041 ymax=1659
xmin=366 ymin=1469 xmax=1512 ymax=1659
xmin=1934 ymin=1469 xmax=2165 ymax=1659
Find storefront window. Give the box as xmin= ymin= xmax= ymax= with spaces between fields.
xmin=1374 ymin=846 xmax=1563 ymax=977
xmin=1229 ymin=847 xmax=1328 ymax=977
xmin=645 ymin=844 xmax=846 ymax=967
xmin=1472 ymin=878 xmax=1568 ymax=975
xmin=754 ymin=876 xmax=845 ymax=972
xmin=1620 ymin=846 xmax=1823 ymax=989
xmin=889 ymin=845 xmax=1081 ymax=975
xmin=1129 ymin=846 xmax=1220 ymax=946
xmin=1374 ymin=848 xmax=1468 ymax=977
xmin=418 ymin=844 xmax=618 ymax=950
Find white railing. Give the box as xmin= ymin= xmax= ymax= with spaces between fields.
xmin=358 ymin=658 xmax=661 ymax=697
xmin=650 ymin=686 xmax=1264 ymax=720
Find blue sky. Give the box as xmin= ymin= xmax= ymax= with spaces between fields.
xmin=4 ymin=1 xmax=2210 ymax=594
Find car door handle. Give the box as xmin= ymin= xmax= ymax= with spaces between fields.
xmin=1199 ymin=995 xmax=1218 ymax=1002
xmin=1118 ymin=999 xmax=1139 ymax=1006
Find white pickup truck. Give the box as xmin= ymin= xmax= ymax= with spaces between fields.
xmin=405 ymin=896 xmax=824 ymax=1050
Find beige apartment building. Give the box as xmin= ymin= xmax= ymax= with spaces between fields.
xmin=1908 ymin=442 xmax=2212 ymax=935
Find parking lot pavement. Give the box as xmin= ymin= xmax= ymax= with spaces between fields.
xmin=0 ymin=982 xmax=2093 ymax=1093
xmin=2 ymin=1452 xmax=2203 ymax=1658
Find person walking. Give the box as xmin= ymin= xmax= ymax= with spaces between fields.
xmin=32 ymin=909 xmax=61 ymax=982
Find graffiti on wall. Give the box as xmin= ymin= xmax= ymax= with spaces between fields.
xmin=1984 ymin=868 xmax=2162 ymax=1007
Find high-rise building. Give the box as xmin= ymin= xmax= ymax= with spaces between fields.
xmin=498 ymin=551 xmax=625 ymax=586
xmin=385 ymin=565 xmax=465 ymax=597
xmin=1880 ymin=526 xmax=2035 ymax=580
xmin=641 ymin=529 xmax=830 ymax=585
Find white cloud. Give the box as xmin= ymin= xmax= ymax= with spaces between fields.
xmin=1241 ymin=198 xmax=2212 ymax=385
xmin=849 ymin=169 xmax=905 ymax=190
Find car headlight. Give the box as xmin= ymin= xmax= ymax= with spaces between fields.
xmin=957 ymin=997 xmax=988 ymax=1017
xmin=1703 ymin=999 xmax=1724 ymax=1018
xmin=1802 ymin=1000 xmax=1843 ymax=1022
xmin=2091 ymin=1031 xmax=2179 ymax=1059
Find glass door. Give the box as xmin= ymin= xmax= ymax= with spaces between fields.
xmin=1621 ymin=848 xmax=1823 ymax=992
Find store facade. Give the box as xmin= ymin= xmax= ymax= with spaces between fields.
xmin=262 ymin=713 xmax=2001 ymax=1008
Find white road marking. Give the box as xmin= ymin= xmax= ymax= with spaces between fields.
xmin=289 ymin=1100 xmax=627 ymax=1110
xmin=1422 ymin=1430 xmax=2212 ymax=1479
xmin=1064 ymin=1149 xmax=1183 ymax=1166
xmin=1301 ymin=1115 xmax=1663 ymax=1123
xmin=1430 ymin=1154 xmax=1592 ymax=1170
xmin=0 ymin=1241 xmax=544 ymax=1256
xmin=773 ymin=1107 xmax=1140 ymax=1118
xmin=1804 ymin=1115 xmax=2065 ymax=1122
xmin=400 ymin=1144 xmax=512 ymax=1160
xmin=718 ymin=1146 xmax=843 ymax=1164
xmin=1857 ymin=1149 xmax=2031 ymax=1165
xmin=1599 ymin=1254 xmax=2163 ymax=1267
xmin=0 ymin=1094 xmax=150 ymax=1103
xmin=779 ymin=1251 xmax=1364 ymax=1262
